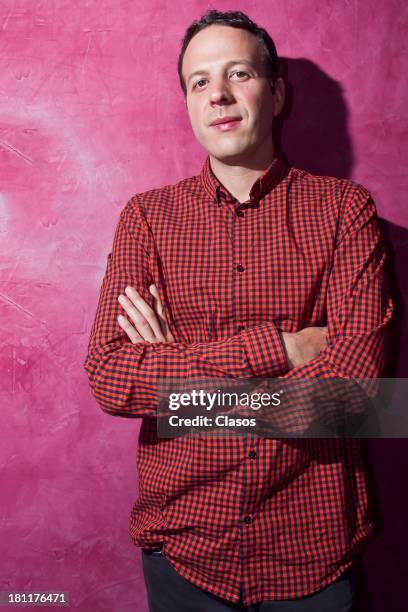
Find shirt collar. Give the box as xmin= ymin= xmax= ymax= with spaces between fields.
xmin=200 ymin=151 xmax=290 ymax=206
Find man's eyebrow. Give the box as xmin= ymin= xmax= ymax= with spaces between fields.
xmin=186 ymin=59 xmax=255 ymax=84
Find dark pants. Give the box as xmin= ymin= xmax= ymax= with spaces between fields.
xmin=141 ymin=548 xmax=358 ymax=611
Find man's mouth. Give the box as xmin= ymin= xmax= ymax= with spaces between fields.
xmin=210 ymin=117 xmax=242 ymax=131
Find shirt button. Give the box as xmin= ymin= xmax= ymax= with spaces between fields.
xmin=237 ymin=325 xmax=245 ymax=332
xmin=249 ymin=450 xmax=257 ymax=459
xmin=236 ymin=264 xmax=245 ymax=272
xmin=244 ymin=515 xmax=252 ymax=524
xmin=236 ymin=210 xmax=244 ymax=217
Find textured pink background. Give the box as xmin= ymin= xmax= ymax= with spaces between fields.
xmin=1 ymin=1 xmax=407 ymax=610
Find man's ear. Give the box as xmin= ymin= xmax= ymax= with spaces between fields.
xmin=272 ymin=77 xmax=285 ymax=117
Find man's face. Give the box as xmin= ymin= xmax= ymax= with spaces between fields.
xmin=181 ymin=24 xmax=283 ymax=163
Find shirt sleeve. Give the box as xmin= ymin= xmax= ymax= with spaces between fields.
xmin=83 ymin=196 xmax=290 ymax=418
xmin=251 ymin=183 xmax=395 ymax=435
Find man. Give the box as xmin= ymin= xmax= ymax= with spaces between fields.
xmin=84 ymin=9 xmax=394 ymax=612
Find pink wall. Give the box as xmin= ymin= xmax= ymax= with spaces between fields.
xmin=1 ymin=1 xmax=407 ymax=610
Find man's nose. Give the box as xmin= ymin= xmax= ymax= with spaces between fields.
xmin=209 ymin=77 xmax=234 ymax=105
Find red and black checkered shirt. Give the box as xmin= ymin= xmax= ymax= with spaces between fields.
xmin=84 ymin=151 xmax=394 ymax=605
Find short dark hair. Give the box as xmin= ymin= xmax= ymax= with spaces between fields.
xmin=178 ymin=10 xmax=280 ymax=96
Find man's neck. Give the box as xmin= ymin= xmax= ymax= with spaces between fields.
xmin=209 ymin=143 xmax=276 ymax=204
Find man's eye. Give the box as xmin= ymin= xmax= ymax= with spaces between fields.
xmin=193 ymin=79 xmax=207 ymax=89
xmin=231 ymin=71 xmax=249 ymax=79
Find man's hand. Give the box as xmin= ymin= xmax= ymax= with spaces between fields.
xmin=281 ymin=326 xmax=328 ymax=368
xmin=117 ymin=284 xmax=175 ymax=344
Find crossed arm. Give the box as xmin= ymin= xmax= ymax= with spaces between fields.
xmin=84 ymin=185 xmax=394 ymax=430
xmin=116 ymin=284 xmax=327 ymax=369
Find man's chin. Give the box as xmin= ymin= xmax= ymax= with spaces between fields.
xmin=207 ymin=145 xmax=250 ymax=165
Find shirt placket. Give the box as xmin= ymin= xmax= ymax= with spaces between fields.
xmin=224 ymin=190 xmax=262 ymax=605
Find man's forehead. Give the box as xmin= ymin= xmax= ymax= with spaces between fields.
xmin=182 ymin=26 xmax=264 ymax=78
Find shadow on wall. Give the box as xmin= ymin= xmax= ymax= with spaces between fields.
xmin=276 ymin=57 xmax=353 ymax=178
xmin=275 ymin=57 xmax=407 ymax=612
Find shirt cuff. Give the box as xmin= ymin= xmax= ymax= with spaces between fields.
xmin=242 ymin=322 xmax=290 ymax=378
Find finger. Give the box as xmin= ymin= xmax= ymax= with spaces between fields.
xmin=118 ymin=293 xmax=156 ymax=342
xmin=117 ymin=314 xmax=144 ymax=344
xmin=125 ymin=285 xmax=167 ymax=341
xmin=149 ymin=284 xmax=166 ymax=331
xmin=119 ymin=287 xmax=166 ymax=342
xmin=149 ymin=284 xmax=176 ymax=342
xmin=166 ymin=328 xmax=176 ymax=342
